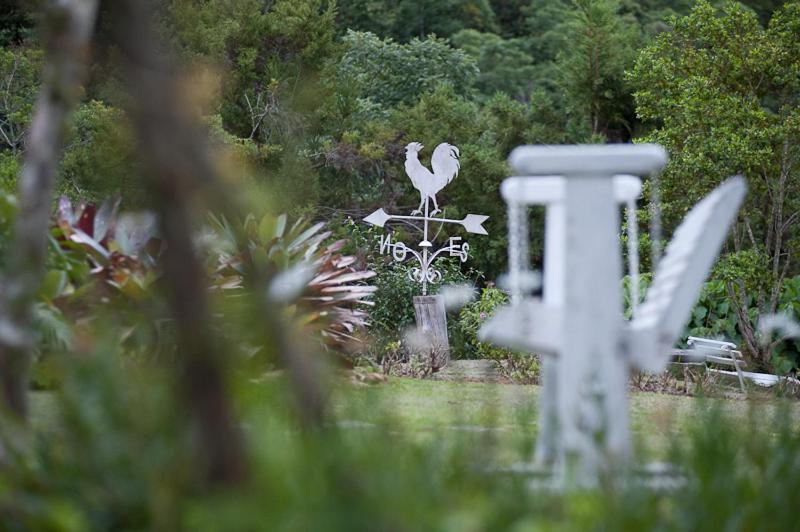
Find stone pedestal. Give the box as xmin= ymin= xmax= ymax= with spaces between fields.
xmin=412 ymin=295 xmax=450 ymax=369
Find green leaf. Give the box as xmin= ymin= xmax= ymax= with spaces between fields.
xmin=275 ymin=214 xmax=287 ymax=239
xmin=258 ymin=215 xmax=276 ymax=244
xmin=40 ymin=270 xmax=69 ymax=300
xmin=693 ymin=306 xmax=708 ymax=323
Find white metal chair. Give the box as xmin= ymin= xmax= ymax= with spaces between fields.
xmin=686 ymin=336 xmax=747 ymax=392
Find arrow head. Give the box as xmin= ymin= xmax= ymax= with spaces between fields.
xmin=364 ymin=208 xmax=390 ymax=228
xmin=462 ymin=214 xmax=489 ymax=235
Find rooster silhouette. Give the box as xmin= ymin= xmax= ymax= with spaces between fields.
xmin=404 ymin=142 xmax=460 ymax=216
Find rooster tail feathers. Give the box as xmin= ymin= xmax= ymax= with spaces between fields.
xmin=431 ymin=143 xmax=460 ymax=185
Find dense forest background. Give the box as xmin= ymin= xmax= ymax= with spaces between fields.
xmin=1 ymin=0 xmax=798 ymax=370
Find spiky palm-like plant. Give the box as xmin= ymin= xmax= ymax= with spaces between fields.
xmin=206 ymin=212 xmax=375 ymax=348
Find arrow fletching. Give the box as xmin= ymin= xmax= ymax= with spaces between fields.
xmin=462 ymin=214 xmax=489 ymax=235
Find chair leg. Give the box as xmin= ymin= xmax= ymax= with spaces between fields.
xmin=734 ymin=361 xmax=746 ymax=393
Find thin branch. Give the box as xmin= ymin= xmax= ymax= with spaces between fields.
xmin=107 ymin=0 xmax=246 ymax=486
xmin=0 ymin=0 xmax=98 ymax=420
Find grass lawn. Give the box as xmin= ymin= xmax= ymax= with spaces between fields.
xmin=334 ymin=377 xmax=800 ymax=463
xmin=30 ymin=376 xmax=800 ymax=465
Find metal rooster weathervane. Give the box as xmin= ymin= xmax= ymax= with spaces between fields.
xmin=363 ymin=142 xmax=489 ymax=295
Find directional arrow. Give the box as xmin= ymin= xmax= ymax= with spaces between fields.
xmin=364 ymin=208 xmax=489 ymax=235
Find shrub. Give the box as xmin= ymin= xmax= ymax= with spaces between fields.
xmin=456 ymin=286 xmax=539 ymax=383
xmin=330 ymin=216 xmax=480 ymax=336
xmin=623 ymin=274 xmax=800 ymax=373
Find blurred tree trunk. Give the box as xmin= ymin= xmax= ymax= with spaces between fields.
xmin=106 ymin=0 xmax=246 ymax=485
xmin=0 ymin=0 xmax=98 ymax=419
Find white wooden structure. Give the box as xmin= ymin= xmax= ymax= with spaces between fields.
xmin=480 ymin=144 xmax=746 ymax=487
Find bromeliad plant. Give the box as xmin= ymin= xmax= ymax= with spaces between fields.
xmin=206 ymin=212 xmax=376 ymax=348
xmin=37 ymin=196 xmax=163 ymax=363
xmin=0 ymin=194 xmax=165 ymax=382
xmin=51 ymin=196 xmax=161 ymax=300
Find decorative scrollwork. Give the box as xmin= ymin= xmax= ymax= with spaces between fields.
xmin=408 ymin=266 xmax=442 ymax=285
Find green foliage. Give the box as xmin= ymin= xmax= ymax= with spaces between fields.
xmin=555 ymin=0 xmax=639 ymax=139
xmin=337 ymin=0 xmax=499 ymax=41
xmin=59 ymin=101 xmax=144 ymax=205
xmin=0 ymin=45 xmax=41 ymax=155
xmin=458 ymin=287 xmax=511 ymax=360
xmin=455 ymin=286 xmax=539 ymax=382
xmin=620 ymin=0 xmax=694 ymax=35
xmin=205 ymin=0 xmax=339 ymax=140
xmin=489 ymin=0 xmax=532 ymax=37
xmin=685 ymin=280 xmax=740 ymax=342
xmin=0 ymin=151 xmax=19 ymax=194
xmin=167 ymin=0 xmax=339 ymax=211
xmin=450 ymin=29 xmax=537 ymax=100
xmin=630 ymin=0 xmax=800 ymax=232
xmin=0 ymin=1 xmax=36 ymax=46
xmin=630 ymin=1 xmax=800 ymax=369
xmin=338 ymin=31 xmax=479 ymax=108
xmin=523 ymin=0 xmax=570 ymax=63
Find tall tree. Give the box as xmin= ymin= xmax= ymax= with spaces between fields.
xmin=0 ymin=0 xmax=35 ymax=46
xmin=555 ymin=0 xmax=639 ymax=140
xmin=489 ymin=0 xmax=531 ymax=37
xmin=630 ymin=1 xmax=800 ymax=369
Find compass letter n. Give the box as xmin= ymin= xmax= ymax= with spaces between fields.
xmin=379 ymin=234 xmax=393 ymax=255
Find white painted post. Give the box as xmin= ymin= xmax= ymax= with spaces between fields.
xmin=483 ymin=144 xmax=746 ymax=488
xmin=506 ymin=144 xmax=667 ymax=486
xmin=499 ymin=174 xmax=643 ymax=470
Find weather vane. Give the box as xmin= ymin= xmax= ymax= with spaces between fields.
xmin=363 ymin=142 xmax=489 ymax=295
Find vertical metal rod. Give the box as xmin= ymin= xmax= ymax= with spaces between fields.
xmin=626 ymin=198 xmax=640 ymax=317
xmin=423 ymin=196 xmax=429 ymax=243
xmin=649 ymin=171 xmax=662 ymax=270
xmin=507 ymin=200 xmax=521 ymax=303
xmin=422 ymin=196 xmax=429 ymax=295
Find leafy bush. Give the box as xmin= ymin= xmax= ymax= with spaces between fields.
xmin=330 ymin=216 xmax=478 ymax=335
xmin=369 ymin=258 xmax=473 ymax=334
xmin=624 ymin=273 xmax=800 ymax=372
xmin=456 ymin=286 xmax=539 ymax=383
xmin=59 ymin=101 xmax=144 ymax=205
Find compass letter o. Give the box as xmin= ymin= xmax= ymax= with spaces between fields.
xmin=392 ymin=241 xmax=408 ymax=261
